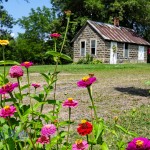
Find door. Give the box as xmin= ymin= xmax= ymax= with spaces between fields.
xmin=110 ymin=42 xmax=117 ymax=64
xmin=138 ymin=46 xmax=144 ymax=61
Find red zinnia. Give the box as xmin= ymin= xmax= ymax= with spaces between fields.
xmin=36 ymin=135 xmax=49 ymax=145
xmin=50 ymin=33 xmax=61 ymax=39
xmin=77 ymin=120 xmax=93 ymax=136
xmin=21 ymin=61 xmax=33 ymax=68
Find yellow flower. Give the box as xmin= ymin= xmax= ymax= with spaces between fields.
xmin=0 ymin=40 xmax=9 ymax=46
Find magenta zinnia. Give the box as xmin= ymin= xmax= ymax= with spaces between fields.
xmin=21 ymin=61 xmax=33 ymax=68
xmin=50 ymin=33 xmax=61 ymax=39
xmin=41 ymin=124 xmax=57 ymax=136
xmin=77 ymin=74 xmax=96 ymax=88
xmin=32 ymin=83 xmax=40 ymax=89
xmin=36 ymin=135 xmax=49 ymax=145
xmin=0 ymin=105 xmax=16 ymax=118
xmin=72 ymin=139 xmax=89 ymax=150
xmin=62 ymin=98 xmax=78 ymax=108
xmin=9 ymin=65 xmax=24 ymax=78
xmin=126 ymin=137 xmax=150 ymax=150
xmin=0 ymin=82 xmax=18 ymax=94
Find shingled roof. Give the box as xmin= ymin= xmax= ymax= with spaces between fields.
xmin=72 ymin=20 xmax=150 ymax=46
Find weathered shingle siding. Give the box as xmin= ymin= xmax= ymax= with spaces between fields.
xmin=73 ymin=23 xmax=148 ymax=63
xmin=73 ymin=24 xmax=105 ymax=62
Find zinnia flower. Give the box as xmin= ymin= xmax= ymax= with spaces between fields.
xmin=126 ymin=137 xmax=150 ymax=150
xmin=21 ymin=61 xmax=33 ymax=68
xmin=64 ymin=10 xmax=71 ymax=17
xmin=72 ymin=139 xmax=88 ymax=150
xmin=41 ymin=124 xmax=57 ymax=136
xmin=9 ymin=65 xmax=24 ymax=78
xmin=77 ymin=74 xmax=96 ymax=88
xmin=36 ymin=135 xmax=49 ymax=145
xmin=32 ymin=83 xmax=40 ymax=89
xmin=77 ymin=120 xmax=93 ymax=136
xmin=0 ymin=82 xmax=18 ymax=94
xmin=62 ymin=98 xmax=78 ymax=108
xmin=50 ymin=33 xmax=61 ymax=39
xmin=0 ymin=105 xmax=16 ymax=118
xmin=0 ymin=40 xmax=9 ymax=46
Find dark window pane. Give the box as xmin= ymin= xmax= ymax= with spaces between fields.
xmin=81 ymin=41 xmax=85 ymax=48
xmin=91 ymin=48 xmax=95 ymax=55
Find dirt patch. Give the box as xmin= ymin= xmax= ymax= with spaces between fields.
xmin=19 ymin=70 xmax=150 ymax=122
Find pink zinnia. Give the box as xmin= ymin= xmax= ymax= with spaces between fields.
xmin=126 ymin=137 xmax=150 ymax=150
xmin=0 ymin=82 xmax=18 ymax=94
xmin=9 ymin=65 xmax=24 ymax=78
xmin=77 ymin=74 xmax=96 ymax=88
xmin=36 ymin=135 xmax=49 ymax=145
xmin=72 ymin=139 xmax=88 ymax=150
xmin=62 ymin=98 xmax=78 ymax=108
xmin=41 ymin=124 xmax=57 ymax=136
xmin=0 ymin=105 xmax=16 ymax=118
xmin=50 ymin=33 xmax=61 ymax=38
xmin=32 ymin=83 xmax=40 ymax=89
xmin=21 ymin=61 xmax=33 ymax=68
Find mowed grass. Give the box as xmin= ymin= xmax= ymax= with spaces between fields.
xmin=1 ymin=63 xmax=150 ymax=73
xmin=0 ymin=63 xmax=150 ymax=149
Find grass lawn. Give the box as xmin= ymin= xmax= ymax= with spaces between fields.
xmin=0 ymin=63 xmax=150 ymax=149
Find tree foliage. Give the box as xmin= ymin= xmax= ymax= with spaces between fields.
xmin=51 ymin=0 xmax=150 ymax=40
xmin=12 ymin=6 xmax=60 ymax=64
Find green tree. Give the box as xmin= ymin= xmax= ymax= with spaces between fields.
xmin=51 ymin=0 xmax=150 ymax=41
xmin=14 ymin=6 xmax=59 ymax=64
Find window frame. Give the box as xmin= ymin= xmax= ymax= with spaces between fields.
xmin=80 ymin=40 xmax=86 ymax=56
xmin=90 ymin=38 xmax=97 ymax=56
xmin=124 ymin=43 xmax=129 ymax=58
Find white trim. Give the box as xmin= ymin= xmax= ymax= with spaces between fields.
xmin=110 ymin=42 xmax=117 ymax=64
xmin=138 ymin=46 xmax=144 ymax=61
xmin=90 ymin=38 xmax=97 ymax=56
xmin=80 ymin=39 xmax=86 ymax=56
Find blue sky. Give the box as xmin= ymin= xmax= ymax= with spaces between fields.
xmin=3 ymin=0 xmax=52 ymax=37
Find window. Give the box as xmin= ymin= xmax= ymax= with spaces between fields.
xmin=80 ymin=40 xmax=86 ymax=56
xmin=90 ymin=39 xmax=96 ymax=55
xmin=124 ymin=43 xmax=129 ymax=58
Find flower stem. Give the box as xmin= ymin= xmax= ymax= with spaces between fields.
xmin=86 ymin=135 xmax=89 ymax=143
xmin=66 ymin=107 xmax=71 ymax=144
xmin=0 ymin=95 xmax=3 ymax=108
xmin=60 ymin=17 xmax=70 ymax=53
xmin=17 ymin=77 xmax=22 ymax=103
xmin=87 ymin=86 xmax=98 ymax=122
xmin=2 ymin=46 xmax=6 ymax=84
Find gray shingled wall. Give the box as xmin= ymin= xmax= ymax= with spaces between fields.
xmin=73 ymin=24 xmax=147 ymax=63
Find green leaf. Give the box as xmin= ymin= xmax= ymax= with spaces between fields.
xmin=14 ymin=93 xmax=23 ymax=101
xmin=0 ymin=60 xmax=20 ymax=65
xmin=60 ymin=53 xmax=72 ymax=61
xmin=115 ymin=124 xmax=128 ymax=133
xmin=6 ymin=138 xmax=15 ymax=150
xmin=21 ymin=84 xmax=29 ymax=90
xmin=100 ymin=142 xmax=109 ymax=150
xmin=40 ymin=73 xmax=51 ymax=84
xmin=145 ymin=81 xmax=150 ymax=85
xmin=46 ymin=51 xmax=72 ymax=61
xmin=0 ymin=142 xmax=4 ymax=149
xmin=30 ymin=94 xmax=43 ymax=102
